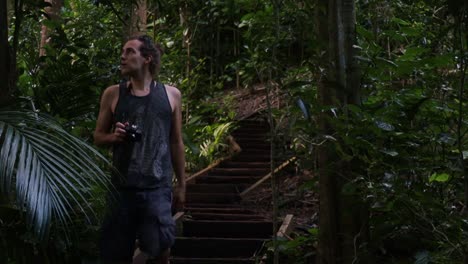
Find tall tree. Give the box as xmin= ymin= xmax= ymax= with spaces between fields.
xmin=0 ymin=0 xmax=11 ymax=103
xmin=123 ymin=0 xmax=147 ymax=38
xmin=39 ymin=0 xmax=62 ymax=57
xmin=316 ymin=0 xmax=365 ymax=263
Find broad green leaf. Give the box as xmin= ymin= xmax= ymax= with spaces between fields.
xmin=400 ymin=26 xmax=422 ymax=37
xmin=397 ymin=47 xmax=429 ymax=61
xmin=426 ymin=54 xmax=455 ymax=67
xmin=391 ymin=17 xmax=411 ymax=26
xmin=376 ymin=57 xmax=398 ymax=67
xmin=356 ymin=25 xmax=374 ymax=40
xmin=429 ymin=173 xmax=450 ymax=183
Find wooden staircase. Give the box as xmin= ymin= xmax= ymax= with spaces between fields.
xmin=170 ymin=117 xmax=287 ymax=263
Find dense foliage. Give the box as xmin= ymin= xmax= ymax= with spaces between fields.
xmin=278 ymin=0 xmax=468 ymax=263
xmin=0 ymin=0 xmax=466 ymax=263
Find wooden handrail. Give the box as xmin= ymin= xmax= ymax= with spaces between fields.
xmin=276 ymin=214 xmax=294 ymax=238
xmin=184 ymin=135 xmax=241 ymax=184
xmin=239 ymin=156 xmax=296 ymax=198
xmin=185 ymin=155 xmax=233 ymax=184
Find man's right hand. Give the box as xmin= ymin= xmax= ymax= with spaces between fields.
xmin=113 ymin=122 xmax=128 ymax=143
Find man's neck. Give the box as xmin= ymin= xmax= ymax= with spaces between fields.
xmin=130 ymin=75 xmax=153 ymax=91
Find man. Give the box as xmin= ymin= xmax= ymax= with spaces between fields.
xmin=94 ymin=35 xmax=186 ymax=264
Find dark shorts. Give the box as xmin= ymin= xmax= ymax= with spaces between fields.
xmin=100 ymin=187 xmax=175 ymax=262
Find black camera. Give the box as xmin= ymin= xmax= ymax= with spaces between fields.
xmin=124 ymin=123 xmax=142 ymax=142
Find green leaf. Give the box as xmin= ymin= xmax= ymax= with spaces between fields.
xmin=429 ymin=173 xmax=450 ymax=183
xmin=356 ymin=25 xmax=374 ymax=40
xmin=397 ymin=47 xmax=429 ymax=61
xmin=400 ymin=26 xmax=422 ymax=37
xmin=426 ymin=54 xmax=455 ymax=67
xmin=376 ymin=57 xmax=398 ymax=67
xmin=381 ymin=149 xmax=399 ymax=157
xmin=391 ymin=17 xmax=411 ymax=26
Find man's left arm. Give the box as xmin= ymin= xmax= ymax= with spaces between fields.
xmin=169 ymin=86 xmax=186 ymax=211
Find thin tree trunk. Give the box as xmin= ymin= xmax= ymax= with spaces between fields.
xmin=234 ymin=29 xmax=240 ymax=89
xmin=216 ymin=21 xmax=220 ymax=77
xmin=0 ymin=0 xmax=11 ymax=103
xmin=343 ymin=0 xmax=360 ymax=105
xmin=39 ymin=0 xmax=62 ymax=57
xmin=179 ymin=1 xmax=190 ymax=78
xmin=317 ymin=0 xmax=365 ymax=263
xmin=316 ymin=0 xmax=339 ymax=261
xmin=123 ymin=0 xmax=147 ymax=39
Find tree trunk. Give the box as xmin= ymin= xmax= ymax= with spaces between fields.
xmin=343 ymin=0 xmax=360 ymax=105
xmin=317 ymin=0 xmax=366 ymax=263
xmin=39 ymin=0 xmax=62 ymax=57
xmin=123 ymin=0 xmax=147 ymax=38
xmin=179 ymin=1 xmax=191 ymax=78
xmin=0 ymin=0 xmax=11 ymax=103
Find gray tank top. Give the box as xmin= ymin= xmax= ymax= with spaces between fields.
xmin=112 ymin=81 xmax=173 ymax=189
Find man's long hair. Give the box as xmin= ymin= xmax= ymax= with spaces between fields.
xmin=128 ymin=35 xmax=164 ymax=76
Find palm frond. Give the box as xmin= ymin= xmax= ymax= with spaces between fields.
xmin=0 ymin=110 xmax=112 ymax=239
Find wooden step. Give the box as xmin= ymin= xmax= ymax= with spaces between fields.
xmin=187 ymin=212 xmax=267 ymax=221
xmin=231 ymin=155 xmax=271 ymax=162
xmin=220 ymin=161 xmax=271 ymax=168
xmin=238 ymin=143 xmax=271 ymax=150
xmin=209 ymin=168 xmax=270 ymax=176
xmin=183 ymin=220 xmax=273 ymax=238
xmin=196 ymin=175 xmax=262 ymax=184
xmin=172 ymin=237 xmax=266 ymax=258
xmin=184 ymin=203 xmax=246 ymax=208
xmin=184 ymin=207 xmax=259 ymax=215
xmin=186 ymin=193 xmax=241 ymax=204
xmin=186 ymin=183 xmax=247 ymax=193
xmin=170 ymin=257 xmax=255 ymax=264
xmin=239 ymin=149 xmax=271 ymax=155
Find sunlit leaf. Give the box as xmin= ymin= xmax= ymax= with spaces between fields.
xmin=381 ymin=149 xmax=399 ymax=157
xmin=429 ymin=173 xmax=450 ymax=183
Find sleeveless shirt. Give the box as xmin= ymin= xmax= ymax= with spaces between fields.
xmin=112 ymin=81 xmax=173 ymax=189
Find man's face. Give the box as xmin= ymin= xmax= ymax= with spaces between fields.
xmin=120 ymin=39 xmax=148 ymax=76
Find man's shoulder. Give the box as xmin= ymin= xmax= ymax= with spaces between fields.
xmin=164 ymin=84 xmax=179 ymax=92
xmin=102 ymin=84 xmax=120 ymax=98
xmin=164 ymin=84 xmax=181 ymax=98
